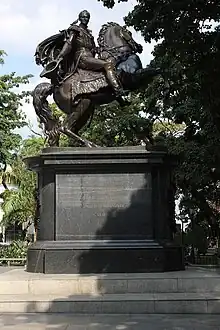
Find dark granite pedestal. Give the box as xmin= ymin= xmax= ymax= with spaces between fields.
xmin=25 ymin=147 xmax=184 ymax=274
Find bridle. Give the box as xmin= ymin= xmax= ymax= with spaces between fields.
xmin=98 ymin=26 xmax=135 ymax=61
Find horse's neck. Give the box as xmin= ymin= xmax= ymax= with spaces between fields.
xmin=104 ymin=26 xmax=124 ymax=48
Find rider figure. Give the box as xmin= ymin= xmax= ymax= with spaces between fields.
xmin=56 ymin=10 xmax=127 ymax=105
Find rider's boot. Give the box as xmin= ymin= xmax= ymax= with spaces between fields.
xmin=104 ymin=61 xmax=130 ymax=106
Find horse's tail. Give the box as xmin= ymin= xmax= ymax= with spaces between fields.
xmin=32 ymin=82 xmax=58 ymax=133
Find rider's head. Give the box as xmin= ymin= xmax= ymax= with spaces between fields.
xmin=78 ymin=10 xmax=90 ymax=26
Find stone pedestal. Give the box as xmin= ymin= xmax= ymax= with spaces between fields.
xmin=25 ymin=147 xmax=184 ymax=274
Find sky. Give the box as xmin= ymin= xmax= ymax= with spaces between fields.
xmin=0 ymin=0 xmax=155 ymax=138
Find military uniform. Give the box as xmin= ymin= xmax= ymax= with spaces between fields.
xmin=58 ymin=23 xmax=124 ymax=99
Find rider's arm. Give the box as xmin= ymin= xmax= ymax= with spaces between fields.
xmin=57 ymin=32 xmax=75 ymax=60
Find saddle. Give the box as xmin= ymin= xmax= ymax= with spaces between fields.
xmin=70 ymin=68 xmax=108 ymax=101
xmin=78 ymin=68 xmax=105 ymax=82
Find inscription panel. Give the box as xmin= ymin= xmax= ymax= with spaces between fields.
xmin=56 ymin=172 xmax=153 ymax=240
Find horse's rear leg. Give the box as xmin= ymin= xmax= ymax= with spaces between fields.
xmin=62 ymin=99 xmax=99 ymax=148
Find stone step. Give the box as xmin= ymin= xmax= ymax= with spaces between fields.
xmin=0 ymin=293 xmax=219 ymax=314
xmin=1 ymin=268 xmax=220 ymax=295
xmin=0 ymin=268 xmax=220 ymax=296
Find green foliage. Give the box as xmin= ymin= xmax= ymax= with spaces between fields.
xmin=49 ymin=103 xmax=64 ymax=120
xmin=0 ymin=51 xmax=32 ymax=164
xmin=98 ymin=0 xmax=220 ymax=236
xmin=0 ymin=50 xmax=6 ymax=64
xmin=96 ymin=0 xmax=220 ymax=239
xmin=1 ymin=137 xmax=45 ymax=227
xmin=0 ymin=240 xmax=28 ymax=259
xmin=153 ymin=121 xmax=185 ymax=138
xmin=185 ymin=225 xmax=209 ymax=255
xmin=81 ymin=95 xmax=153 ymax=146
xmin=98 ymin=0 xmax=127 ymax=9
xmin=20 ymin=136 xmax=45 ymax=158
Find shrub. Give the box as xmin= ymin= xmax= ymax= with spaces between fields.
xmin=0 ymin=240 xmax=28 ymax=259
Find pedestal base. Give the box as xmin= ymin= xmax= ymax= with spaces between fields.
xmin=27 ymin=240 xmax=184 ymax=274
xmin=25 ymin=147 xmax=184 ymax=274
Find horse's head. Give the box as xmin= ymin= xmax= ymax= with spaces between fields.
xmin=120 ymin=25 xmax=143 ymax=54
xmin=97 ymin=22 xmax=143 ymax=61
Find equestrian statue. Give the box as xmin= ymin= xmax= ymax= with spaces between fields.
xmin=33 ymin=10 xmax=159 ymax=147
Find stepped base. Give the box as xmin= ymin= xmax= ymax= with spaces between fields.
xmin=0 ymin=267 xmax=220 ymax=314
xmin=0 ymin=293 xmax=218 ymax=314
xmin=27 ymin=240 xmax=184 ymax=274
xmin=1 ymin=314 xmax=220 ymax=330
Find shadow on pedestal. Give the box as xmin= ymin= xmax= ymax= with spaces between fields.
xmin=78 ymin=173 xmax=183 ymax=274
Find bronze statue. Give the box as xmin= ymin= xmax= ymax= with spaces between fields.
xmin=33 ymin=10 xmax=159 ymax=147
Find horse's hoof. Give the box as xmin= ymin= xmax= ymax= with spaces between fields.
xmin=86 ymin=141 xmax=99 ymax=148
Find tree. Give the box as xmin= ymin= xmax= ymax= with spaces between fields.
xmin=0 ymin=137 xmax=45 ymax=230
xmin=0 ymin=51 xmax=32 ymax=162
xmin=82 ymin=94 xmax=153 ymax=147
xmin=98 ymin=0 xmax=220 ymax=238
xmin=0 ymin=50 xmax=32 ymax=191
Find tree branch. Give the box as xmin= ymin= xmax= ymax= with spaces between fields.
xmin=26 ymin=121 xmax=43 ymax=137
xmin=29 ymin=128 xmax=43 ymax=137
xmin=1 ymin=162 xmax=8 ymax=190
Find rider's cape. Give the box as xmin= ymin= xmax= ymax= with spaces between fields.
xmin=35 ymin=25 xmax=83 ymax=67
xmin=35 ymin=26 xmax=82 ymax=79
xmin=35 ymin=31 xmax=66 ymax=67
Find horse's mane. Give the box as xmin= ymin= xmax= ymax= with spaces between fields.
xmin=97 ymin=22 xmax=122 ymax=48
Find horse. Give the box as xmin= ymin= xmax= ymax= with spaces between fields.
xmin=32 ymin=22 xmax=159 ymax=147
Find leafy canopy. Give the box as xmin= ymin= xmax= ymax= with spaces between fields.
xmin=97 ymin=0 xmax=220 ymax=236
xmin=0 ymin=136 xmax=45 ymax=227
xmin=0 ymin=50 xmax=32 ymax=164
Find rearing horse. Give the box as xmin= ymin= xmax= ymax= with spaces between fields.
xmin=32 ymin=22 xmax=159 ymax=147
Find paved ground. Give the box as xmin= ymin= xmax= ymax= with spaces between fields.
xmin=0 ymin=314 xmax=220 ymax=330
xmin=0 ymin=266 xmax=19 ymax=274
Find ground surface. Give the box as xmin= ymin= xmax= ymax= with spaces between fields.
xmin=0 ymin=314 xmax=220 ymax=330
